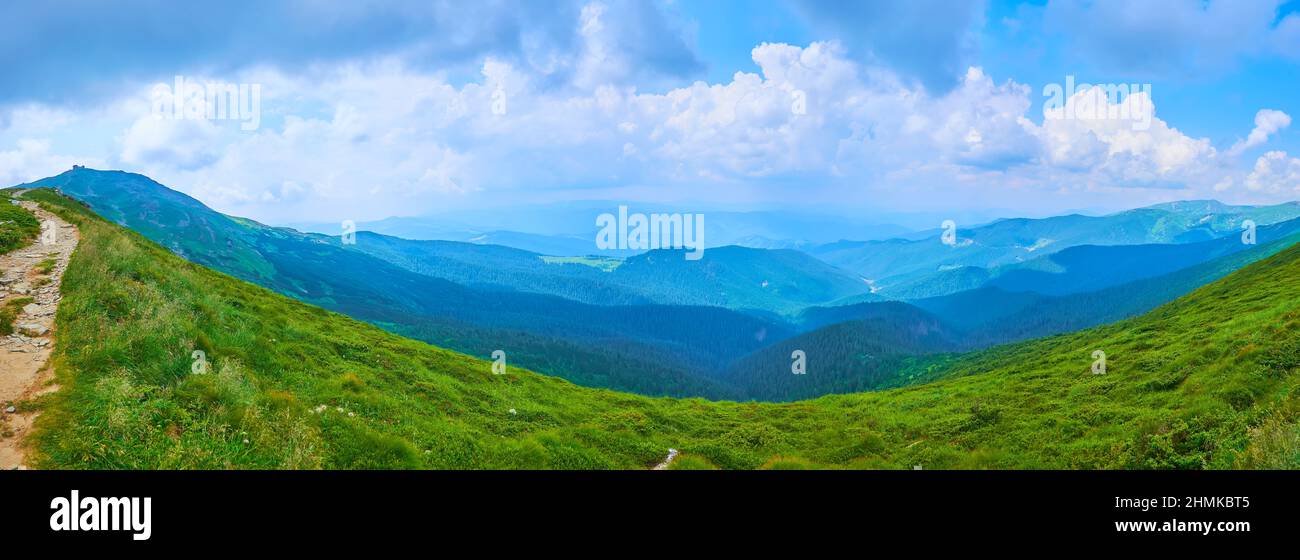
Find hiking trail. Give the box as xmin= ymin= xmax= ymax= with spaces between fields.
xmin=0 ymin=198 xmax=78 ymax=469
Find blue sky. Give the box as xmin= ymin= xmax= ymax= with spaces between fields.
xmin=1 ymin=0 xmax=1299 ymax=224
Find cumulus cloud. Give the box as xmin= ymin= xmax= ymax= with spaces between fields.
xmin=121 ymin=117 xmax=222 ymax=170
xmin=0 ymin=139 xmax=103 ymax=187
xmin=1228 ymin=109 xmax=1292 ymax=156
xmin=1034 ymin=86 xmax=1218 ymax=187
xmin=1244 ymin=151 xmax=1300 ymax=193
xmin=0 ymin=13 xmax=1290 ymax=223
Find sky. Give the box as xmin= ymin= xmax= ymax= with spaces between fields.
xmin=1 ymin=0 xmax=1299 ymax=225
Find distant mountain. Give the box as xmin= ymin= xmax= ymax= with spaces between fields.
xmin=809 ymin=201 xmax=1300 ymax=297
xmin=291 ymin=203 xmax=914 ymax=255
xmin=906 ymin=221 xmax=1300 ymax=346
xmin=611 ymin=246 xmax=877 ymax=315
xmin=462 ymin=230 xmax=633 ymax=257
xmin=881 ymin=214 xmax=1300 ymax=300
xmin=318 ymin=231 xmax=653 ymax=305
xmin=984 ymin=219 xmax=1300 ymax=296
xmin=328 ymin=231 xmax=876 ymax=316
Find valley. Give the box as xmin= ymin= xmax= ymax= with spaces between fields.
xmin=9 ymin=186 xmax=1298 ymax=469
xmin=10 ymin=167 xmax=1299 ymax=406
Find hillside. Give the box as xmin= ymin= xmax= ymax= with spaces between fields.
xmin=296 ymin=205 xmax=912 ymax=256
xmin=722 ymin=302 xmax=960 ymax=402
xmin=810 ymin=201 xmax=1300 ymax=297
xmin=331 ymin=231 xmax=873 ymax=315
xmin=910 ymin=223 xmax=1300 ymax=346
xmin=851 ymin=212 xmax=1300 ymax=303
xmin=20 ymin=188 xmax=1300 ymax=469
xmin=12 ymin=169 xmax=797 ymax=399
xmin=0 ymin=191 xmax=41 ymax=254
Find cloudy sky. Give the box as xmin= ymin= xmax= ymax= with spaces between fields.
xmin=2 ymin=0 xmax=1299 ymax=224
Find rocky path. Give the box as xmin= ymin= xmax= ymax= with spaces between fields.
xmin=653 ymin=448 xmax=679 ymax=470
xmin=0 ymin=200 xmax=78 ymax=469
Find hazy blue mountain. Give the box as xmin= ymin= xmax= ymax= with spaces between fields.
xmin=291 ymin=202 xmax=914 ymax=255
xmin=903 ymin=222 xmax=1300 ymax=346
xmin=461 ymin=230 xmax=634 ymax=257
xmin=882 ymin=215 xmax=1300 ymax=300
xmin=809 ymin=202 xmax=1300 ymax=296
xmin=329 ymin=230 xmax=875 ymax=316
xmin=610 ymin=246 xmax=876 ymax=315
xmin=962 ymin=225 xmax=1300 ymax=346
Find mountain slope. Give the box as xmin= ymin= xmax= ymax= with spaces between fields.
xmin=722 ymin=302 xmax=961 ymax=401
xmin=294 ymin=205 xmax=913 ymax=254
xmin=332 ymin=231 xmax=873 ymax=315
xmin=23 ymin=188 xmax=1300 ymax=469
xmin=0 ymin=191 xmax=41 ymax=254
xmin=610 ymin=245 xmax=875 ymax=315
xmin=14 ymin=168 xmax=788 ymax=399
xmin=810 ymin=201 xmax=1300 ymax=295
xmin=866 ymin=213 xmax=1300 ymax=300
xmin=904 ymin=223 xmax=1300 ymax=346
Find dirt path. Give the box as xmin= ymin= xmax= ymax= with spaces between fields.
xmin=0 ymin=200 xmax=78 ymax=469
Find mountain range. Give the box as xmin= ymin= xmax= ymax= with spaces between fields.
xmin=16 ymin=184 xmax=1300 ymax=469
xmin=10 ymin=167 xmax=1300 ymax=405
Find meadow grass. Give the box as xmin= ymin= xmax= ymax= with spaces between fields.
xmin=0 ymin=296 xmax=35 ymax=335
xmin=0 ymin=193 xmax=39 ymax=255
xmin=35 ymin=256 xmax=57 ymax=275
xmin=21 ymin=189 xmax=1300 ymax=469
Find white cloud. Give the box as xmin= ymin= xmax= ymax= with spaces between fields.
xmin=121 ymin=116 xmax=222 ymax=170
xmin=1228 ymin=109 xmax=1292 ymax=156
xmin=1245 ymin=151 xmax=1300 ymax=193
xmin=0 ymin=139 xmax=103 ymax=188
xmin=1032 ymin=86 xmax=1219 ymax=187
xmin=0 ymin=32 xmax=1290 ymax=223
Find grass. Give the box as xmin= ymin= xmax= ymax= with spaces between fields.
xmin=0 ymin=296 xmax=35 ymax=335
xmin=35 ymin=256 xmax=56 ymax=275
xmin=0 ymin=193 xmax=39 ymax=254
xmin=19 ymin=188 xmax=1300 ymax=469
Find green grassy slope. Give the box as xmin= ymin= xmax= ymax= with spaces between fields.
xmin=0 ymin=191 xmax=40 ymax=254
xmin=23 ymin=189 xmax=1300 ymax=469
xmin=13 ymin=168 xmax=795 ymax=400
